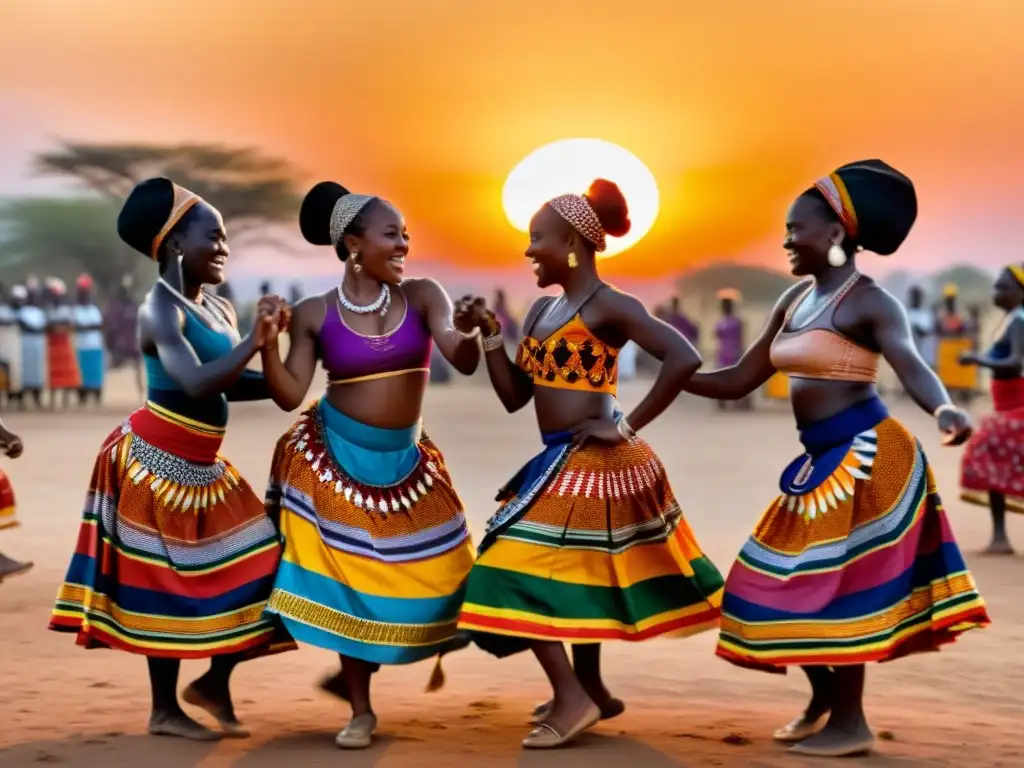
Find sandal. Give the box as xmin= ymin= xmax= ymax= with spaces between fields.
xmin=788 ymin=734 xmax=875 ymax=757
xmin=522 ymin=703 xmax=600 ymax=749
xmin=335 ymin=713 xmax=377 ymax=750
xmin=530 ymin=697 xmax=624 ymax=725
xmin=772 ymin=715 xmax=825 ymax=743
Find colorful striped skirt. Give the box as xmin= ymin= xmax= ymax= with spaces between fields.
xmin=717 ymin=397 xmax=990 ymax=672
xmin=264 ymin=399 xmax=474 ymax=665
xmin=459 ymin=431 xmax=724 ymax=657
xmin=0 ymin=467 xmax=16 ymax=531
xmin=961 ymin=378 xmax=1024 ymax=514
xmin=48 ymin=402 xmax=292 ymax=659
xmin=76 ymin=347 xmax=106 ymax=392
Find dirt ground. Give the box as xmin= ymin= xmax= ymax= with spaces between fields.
xmin=0 ymin=372 xmax=1020 ymax=767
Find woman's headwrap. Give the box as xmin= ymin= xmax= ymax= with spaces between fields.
xmin=943 ymin=283 xmax=959 ymax=299
xmin=717 ymin=288 xmax=741 ymax=302
xmin=45 ymin=277 xmax=67 ymax=295
xmin=812 ymin=159 xmax=917 ymax=256
xmin=10 ymin=286 xmax=27 ymax=302
xmin=76 ymin=273 xmax=94 ymax=291
xmin=329 ymin=193 xmax=377 ymax=246
xmin=116 ymin=177 xmax=204 ymax=260
xmin=1008 ymin=264 xmax=1024 ymax=289
xmin=548 ymin=194 xmax=607 ymax=252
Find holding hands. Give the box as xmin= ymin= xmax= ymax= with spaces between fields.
xmin=253 ymin=294 xmax=291 ymax=350
xmin=453 ymin=295 xmax=501 ymax=338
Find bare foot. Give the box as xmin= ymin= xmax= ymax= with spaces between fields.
xmin=982 ymin=539 xmax=1015 ymax=555
xmin=788 ymin=719 xmax=874 ymax=757
xmin=183 ymin=680 xmax=249 ymax=738
xmin=149 ymin=711 xmax=223 ymax=741
xmin=0 ymin=553 xmax=33 ymax=582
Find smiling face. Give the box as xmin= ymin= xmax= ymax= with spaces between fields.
xmin=525 ymin=204 xmax=577 ymax=288
xmin=168 ymin=202 xmax=229 ymax=286
xmin=343 ymin=201 xmax=409 ymax=285
xmin=993 ymin=268 xmax=1024 ymax=310
xmin=783 ymin=193 xmax=846 ymax=277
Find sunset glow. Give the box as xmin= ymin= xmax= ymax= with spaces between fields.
xmin=501 ymin=139 xmax=659 ymax=258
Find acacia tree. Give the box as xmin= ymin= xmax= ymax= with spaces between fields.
xmin=34 ymin=141 xmax=303 ymax=247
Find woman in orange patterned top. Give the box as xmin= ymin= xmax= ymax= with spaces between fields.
xmin=454 ymin=179 xmax=724 ymax=749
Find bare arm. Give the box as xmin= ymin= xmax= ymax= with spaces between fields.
xmin=203 ymin=293 xmax=273 ymax=402
xmin=410 ymin=278 xmax=480 ymax=376
xmin=596 ymin=289 xmax=702 ymax=432
xmin=683 ymin=282 xmax=808 ymax=400
xmin=866 ymin=286 xmax=953 ymax=414
xmin=259 ymin=296 xmax=323 ymax=412
xmin=965 ymin=315 xmax=1024 ymax=374
xmin=139 ymin=291 xmax=262 ymax=399
xmin=480 ymin=297 xmax=543 ymax=414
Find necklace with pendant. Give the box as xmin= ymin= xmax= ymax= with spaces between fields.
xmin=158 ymin=278 xmax=240 ymax=341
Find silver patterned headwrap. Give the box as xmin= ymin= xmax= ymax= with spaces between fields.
xmin=329 ymin=193 xmax=377 ymax=246
xmin=548 ymin=193 xmax=607 ymax=252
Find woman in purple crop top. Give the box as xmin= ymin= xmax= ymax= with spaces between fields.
xmin=258 ymin=181 xmax=482 ymax=750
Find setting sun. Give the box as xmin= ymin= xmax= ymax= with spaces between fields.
xmin=501 ymin=139 xmax=660 ymax=258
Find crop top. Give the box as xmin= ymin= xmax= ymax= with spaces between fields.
xmin=516 ymin=307 xmax=619 ymax=395
xmin=321 ymin=294 xmax=433 ymax=385
xmin=769 ymin=276 xmax=880 ymax=383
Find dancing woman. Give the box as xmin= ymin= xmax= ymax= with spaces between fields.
xmin=48 ymin=178 xmax=292 ymax=741
xmin=959 ymin=265 xmax=1024 ymax=553
xmin=682 ymin=160 xmax=990 ymax=757
xmin=455 ymin=179 xmax=725 ymax=749
xmin=259 ymin=182 xmax=480 ymax=749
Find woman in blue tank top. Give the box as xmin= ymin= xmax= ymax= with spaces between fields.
xmin=48 ymin=178 xmax=294 ymax=741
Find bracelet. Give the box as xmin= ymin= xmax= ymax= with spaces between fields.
xmin=461 ymin=327 xmax=481 ymax=340
xmin=934 ymin=404 xmax=958 ymax=418
xmin=482 ymin=333 xmax=504 ymax=352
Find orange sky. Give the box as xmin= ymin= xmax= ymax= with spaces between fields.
xmin=1 ymin=1 xmax=1022 ymax=279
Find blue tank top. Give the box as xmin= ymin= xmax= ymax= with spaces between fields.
xmin=143 ymin=307 xmax=243 ymax=428
xmin=987 ymin=308 xmax=1024 ymax=360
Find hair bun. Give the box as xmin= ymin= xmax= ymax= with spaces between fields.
xmin=299 ymin=181 xmax=350 ymax=246
xmin=584 ymin=178 xmax=631 ymax=239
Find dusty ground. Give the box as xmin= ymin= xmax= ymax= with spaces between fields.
xmin=0 ymin=371 xmax=1020 ymax=767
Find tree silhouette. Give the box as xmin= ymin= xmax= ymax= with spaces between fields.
xmin=34 ymin=141 xmax=302 ymax=246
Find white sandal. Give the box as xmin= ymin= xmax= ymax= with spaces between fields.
xmin=335 ymin=713 xmax=377 ymax=750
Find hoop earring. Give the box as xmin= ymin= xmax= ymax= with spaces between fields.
xmin=567 ymin=252 xmax=578 ymax=269
xmin=827 ymin=243 xmax=847 ymax=268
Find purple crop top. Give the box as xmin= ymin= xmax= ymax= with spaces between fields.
xmin=320 ymin=297 xmax=433 ymax=384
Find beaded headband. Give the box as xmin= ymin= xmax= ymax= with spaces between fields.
xmin=150 ymin=183 xmax=203 ymax=261
xmin=1009 ymin=264 xmax=1024 ymax=289
xmin=329 ymin=193 xmax=377 ymax=246
xmin=813 ymin=172 xmax=859 ymax=238
xmin=548 ymin=193 xmax=607 ymax=252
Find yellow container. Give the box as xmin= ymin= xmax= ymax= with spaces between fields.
xmin=765 ymin=372 xmax=790 ymax=400
xmin=936 ymin=337 xmax=978 ymax=391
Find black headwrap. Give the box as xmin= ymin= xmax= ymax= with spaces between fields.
xmin=812 ymin=159 xmax=917 ymax=256
xmin=116 ymin=177 xmax=203 ymax=261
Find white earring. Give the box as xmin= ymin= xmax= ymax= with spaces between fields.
xmin=827 ymin=243 xmax=847 ymax=268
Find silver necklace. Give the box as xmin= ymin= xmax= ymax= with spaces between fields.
xmin=158 ymin=278 xmax=240 ymax=341
xmin=790 ymin=271 xmax=861 ymax=330
xmin=337 ymin=283 xmax=391 ymax=316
